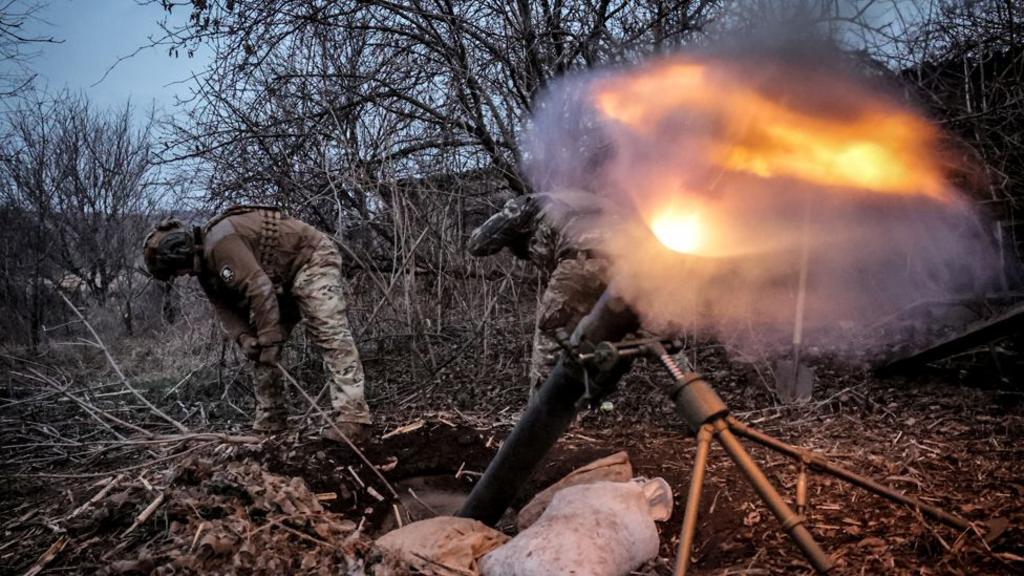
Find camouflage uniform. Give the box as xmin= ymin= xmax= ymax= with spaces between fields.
xmin=195 ymin=206 xmax=369 ymax=429
xmin=530 ymin=257 xmax=608 ymax=394
xmin=290 ymin=236 xmax=369 ymax=423
xmin=468 ymin=193 xmax=608 ymax=396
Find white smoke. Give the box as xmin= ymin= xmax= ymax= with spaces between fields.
xmin=521 ymin=41 xmax=1001 ymax=351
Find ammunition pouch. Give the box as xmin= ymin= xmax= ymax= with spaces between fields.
xmin=258 ymin=209 xmax=283 ymax=292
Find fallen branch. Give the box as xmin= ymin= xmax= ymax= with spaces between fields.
xmin=21 ymin=536 xmax=68 ymax=576
xmin=116 ymin=432 xmax=261 ymax=446
xmin=11 ymin=441 xmax=215 ymax=479
xmin=60 ymin=293 xmax=188 ymax=433
xmin=21 ymin=368 xmax=146 ymax=438
xmin=124 ymin=493 xmax=166 ymax=536
xmin=66 ymin=474 xmax=126 ymax=520
xmin=381 ymin=419 xmax=425 ymax=440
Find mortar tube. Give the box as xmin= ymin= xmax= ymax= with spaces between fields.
xmin=457 ymin=290 xmax=641 ymax=525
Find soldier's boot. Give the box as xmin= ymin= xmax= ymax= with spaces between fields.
xmin=321 ymin=395 xmax=372 ymax=445
xmin=253 ymin=364 xmax=288 ymax=433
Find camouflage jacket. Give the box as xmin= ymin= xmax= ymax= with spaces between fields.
xmin=467 ymin=192 xmax=603 ymax=273
xmin=197 ymin=206 xmax=323 ymax=346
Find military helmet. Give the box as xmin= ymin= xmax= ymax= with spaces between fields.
xmin=143 ymin=218 xmax=196 ymax=281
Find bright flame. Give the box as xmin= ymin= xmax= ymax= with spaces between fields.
xmin=650 ymin=210 xmax=703 ymax=254
xmin=524 ymin=50 xmax=996 ymax=348
xmin=591 ymin=58 xmax=951 ymax=203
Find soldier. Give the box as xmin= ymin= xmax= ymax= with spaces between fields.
xmin=467 ymin=193 xmax=608 ymax=398
xmin=143 ymin=206 xmax=370 ymax=442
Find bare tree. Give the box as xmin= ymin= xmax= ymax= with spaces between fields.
xmin=150 ymin=0 xmax=718 ymax=202
xmin=0 ymin=94 xmax=63 ymax=347
xmin=51 ymin=96 xmax=158 ymax=304
xmin=0 ymin=0 xmax=58 ymax=98
xmin=0 ymin=92 xmax=159 ymax=344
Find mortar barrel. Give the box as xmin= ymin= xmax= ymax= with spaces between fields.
xmin=457 ymin=289 xmax=640 ymax=525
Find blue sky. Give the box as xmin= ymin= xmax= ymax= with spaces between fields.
xmin=4 ymin=0 xmax=211 ymax=116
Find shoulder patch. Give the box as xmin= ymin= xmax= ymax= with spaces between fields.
xmin=220 ymin=266 xmax=235 ymax=283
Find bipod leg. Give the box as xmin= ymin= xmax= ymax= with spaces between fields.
xmin=674 ymin=424 xmax=714 ymax=576
xmin=727 ymin=417 xmax=971 ymax=531
xmin=716 ymin=420 xmax=835 ymax=573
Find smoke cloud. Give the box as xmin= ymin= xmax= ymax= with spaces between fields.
xmin=521 ymin=39 xmax=1001 ymax=351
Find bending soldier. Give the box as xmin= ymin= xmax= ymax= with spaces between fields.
xmin=143 ymin=206 xmax=370 ymax=442
xmin=467 ymin=193 xmax=608 ymax=398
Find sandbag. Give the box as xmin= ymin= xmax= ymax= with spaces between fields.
xmin=516 ymin=450 xmax=633 ymax=530
xmin=481 ymin=478 xmax=673 ymax=576
xmin=376 ymin=516 xmax=509 ymax=575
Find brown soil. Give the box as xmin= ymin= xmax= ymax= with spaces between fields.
xmin=2 ymin=344 xmax=1022 ymax=575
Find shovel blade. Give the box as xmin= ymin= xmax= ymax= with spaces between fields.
xmin=773 ymin=360 xmax=815 ymax=404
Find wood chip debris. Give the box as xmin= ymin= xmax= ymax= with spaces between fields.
xmin=381 ymin=419 xmax=425 ymax=439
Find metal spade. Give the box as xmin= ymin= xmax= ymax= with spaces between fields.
xmin=774 ymin=204 xmax=815 ymax=403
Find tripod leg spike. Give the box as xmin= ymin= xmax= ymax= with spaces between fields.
xmin=796 ymin=462 xmax=809 ymax=516
xmin=716 ymin=424 xmax=835 ymax=573
xmin=727 ymin=416 xmax=971 ymax=531
xmin=675 ymin=424 xmax=714 ymax=576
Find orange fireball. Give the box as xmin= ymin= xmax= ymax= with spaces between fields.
xmin=590 ymin=57 xmax=953 ymax=255
xmin=650 ymin=208 xmax=703 ymax=254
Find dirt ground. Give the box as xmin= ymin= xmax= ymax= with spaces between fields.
xmin=2 ymin=340 xmax=1022 ymax=575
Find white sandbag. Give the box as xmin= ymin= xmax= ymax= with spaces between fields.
xmin=516 ymin=451 xmax=634 ymax=530
xmin=481 ymin=478 xmax=673 ymax=576
xmin=377 ymin=516 xmax=509 ymax=575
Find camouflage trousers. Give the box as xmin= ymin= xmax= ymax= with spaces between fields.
xmin=529 ymin=257 xmax=609 ymax=397
xmin=254 ymin=235 xmax=370 ymax=425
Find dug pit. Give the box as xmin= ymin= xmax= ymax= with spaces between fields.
xmin=251 ymin=420 xmax=497 ymax=537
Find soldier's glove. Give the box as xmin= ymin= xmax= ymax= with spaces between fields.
xmin=259 ymin=345 xmax=281 ymax=366
xmin=238 ymin=334 xmax=261 ymax=361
